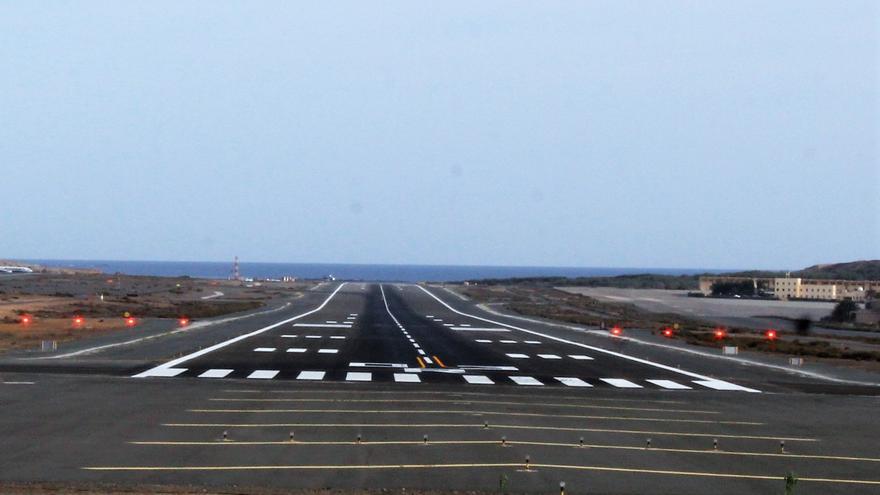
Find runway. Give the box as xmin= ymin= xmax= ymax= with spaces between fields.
xmin=132 ymin=283 xmax=757 ymax=392
xmin=2 ymin=282 xmax=879 ymax=494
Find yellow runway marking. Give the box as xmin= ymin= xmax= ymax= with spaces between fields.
xmin=130 ymin=439 xmax=871 ymax=462
xmin=207 ymin=398 xmax=718 ymax=415
xmin=416 ymin=357 xmax=426 ymax=368
xmin=432 ymin=356 xmax=447 ymax=368
xmin=221 ymin=389 xmax=687 ymax=405
xmin=161 ymin=422 xmax=816 ymax=441
xmin=81 ymin=463 xmax=880 ymax=485
xmin=187 ymin=409 xmax=761 ymax=425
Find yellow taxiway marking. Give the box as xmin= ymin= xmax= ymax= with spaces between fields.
xmin=221 ymin=389 xmax=687 ymax=405
xmin=187 ymin=409 xmax=761 ymax=425
xmin=81 ymin=463 xmax=880 ymax=485
xmin=131 ymin=439 xmax=871 ymax=462
xmin=207 ymin=398 xmax=718 ymax=415
xmin=416 ymin=356 xmax=426 ymax=368
xmin=432 ymin=356 xmax=447 ymax=368
xmin=161 ymin=422 xmax=816 ymax=441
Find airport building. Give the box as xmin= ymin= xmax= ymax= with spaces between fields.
xmin=698 ymin=276 xmax=878 ymax=302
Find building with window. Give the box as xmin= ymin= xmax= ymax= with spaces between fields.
xmin=698 ymin=276 xmax=877 ymax=301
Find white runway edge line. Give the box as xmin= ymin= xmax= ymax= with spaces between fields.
xmin=416 ymin=285 xmax=760 ymax=393
xmin=133 ymin=283 xmax=348 ymax=378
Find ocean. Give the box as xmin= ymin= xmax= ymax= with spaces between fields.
xmin=23 ymin=259 xmax=727 ymax=282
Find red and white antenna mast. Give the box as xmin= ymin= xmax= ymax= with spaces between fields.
xmin=231 ymin=256 xmax=241 ymax=281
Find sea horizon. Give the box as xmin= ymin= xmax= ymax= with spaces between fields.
xmin=17 ymin=258 xmax=742 ymax=283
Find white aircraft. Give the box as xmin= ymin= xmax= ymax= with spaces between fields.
xmin=0 ymin=266 xmax=34 ymax=273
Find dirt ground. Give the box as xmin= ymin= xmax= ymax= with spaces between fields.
xmin=459 ymin=284 xmax=880 ymax=369
xmin=0 ymin=273 xmax=310 ymax=352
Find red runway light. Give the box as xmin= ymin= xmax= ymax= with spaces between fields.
xmin=765 ymin=329 xmax=777 ymax=340
xmin=125 ymin=317 xmax=137 ymax=327
xmin=662 ymin=328 xmax=673 ymax=338
xmin=178 ymin=317 xmax=190 ymax=327
xmin=20 ymin=315 xmax=32 ymax=325
xmin=72 ymin=316 xmax=84 ymax=327
xmin=610 ymin=326 xmax=623 ymax=336
xmin=714 ymin=328 xmax=726 ymax=339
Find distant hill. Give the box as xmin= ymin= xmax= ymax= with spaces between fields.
xmin=794 ymin=260 xmax=880 ymax=281
xmin=468 ymin=260 xmax=880 ymax=289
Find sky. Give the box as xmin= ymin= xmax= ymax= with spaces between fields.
xmin=1 ymin=1 xmax=878 ymax=270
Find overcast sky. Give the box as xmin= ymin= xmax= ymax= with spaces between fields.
xmin=1 ymin=1 xmax=877 ymax=270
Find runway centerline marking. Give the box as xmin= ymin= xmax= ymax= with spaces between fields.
xmin=381 ymin=284 xmax=431 ymax=362
xmin=416 ymin=285 xmax=760 ymax=392
xmin=133 ymin=283 xmax=347 ymax=378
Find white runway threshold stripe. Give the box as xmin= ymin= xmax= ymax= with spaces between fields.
xmin=451 ymin=327 xmax=511 ymax=332
xmin=133 ymin=283 xmax=348 ymax=378
xmin=556 ymin=377 xmax=592 ymax=387
xmin=463 ymin=375 xmax=495 ymax=384
xmin=198 ymin=369 xmax=233 ymax=378
xmin=247 ymin=370 xmax=279 ymax=380
xmin=647 ymin=379 xmax=693 ymax=390
xmin=415 ymin=285 xmax=761 ymax=393
xmin=293 ymin=323 xmax=352 ymax=328
xmin=693 ymin=379 xmax=760 ymax=392
xmin=601 ymin=378 xmax=642 ymax=389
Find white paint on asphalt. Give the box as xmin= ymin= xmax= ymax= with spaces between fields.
xmin=349 ymin=362 xmax=408 ymax=368
xmin=538 ymin=354 xmax=562 ymax=360
xmin=416 ymin=285 xmax=761 ymax=392
xmin=694 ymin=379 xmax=760 ymax=392
xmin=253 ymin=347 xmax=276 ymax=352
xmin=394 ymin=373 xmax=421 ymax=383
xmin=451 ymin=327 xmax=511 ymax=332
xmin=200 ymin=291 xmax=224 ymax=300
xmin=317 ymin=349 xmax=339 ymax=354
xmin=568 ymin=354 xmax=594 ymax=360
xmin=297 ymin=371 xmax=325 ymax=380
xmin=506 ymin=353 xmax=529 ymax=359
xmin=647 ymin=379 xmax=692 ymax=390
xmin=286 ymin=348 xmax=307 ymax=353
xmin=199 ymin=369 xmax=233 ymax=378
xmin=143 ymin=368 xmax=187 ymax=377
xmin=458 ymin=365 xmax=518 ymax=371
xmin=133 ymin=283 xmax=347 ymax=378
xmin=463 ymin=375 xmax=494 ymax=384
xmin=601 ymin=378 xmax=642 ymax=388
xmin=556 ymin=377 xmax=592 ymax=387
xmin=346 ymin=372 xmax=372 ymax=382
xmin=247 ymin=370 xmax=279 ymax=380
xmin=293 ymin=323 xmax=352 ymax=328
xmin=510 ymin=376 xmax=543 ymax=386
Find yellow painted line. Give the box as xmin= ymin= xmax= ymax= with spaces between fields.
xmin=432 ymin=356 xmax=447 ymax=368
xmin=220 ymin=389 xmax=687 ymax=405
xmin=80 ymin=463 xmax=880 ymax=485
xmin=161 ymin=422 xmax=816 ymax=441
xmin=416 ymin=356 xmax=426 ymax=368
xmin=187 ymin=409 xmax=761 ymax=425
xmin=131 ymin=439 xmax=872 ymax=463
xmin=207 ymin=398 xmax=718 ymax=415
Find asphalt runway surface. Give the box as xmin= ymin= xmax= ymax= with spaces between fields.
xmin=2 ymin=282 xmax=879 ymax=494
